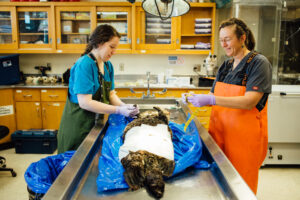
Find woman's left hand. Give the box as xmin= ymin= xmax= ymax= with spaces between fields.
xmin=187 ymin=94 xmax=216 ymax=107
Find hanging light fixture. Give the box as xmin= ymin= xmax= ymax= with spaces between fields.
xmin=142 ymin=0 xmax=190 ymax=20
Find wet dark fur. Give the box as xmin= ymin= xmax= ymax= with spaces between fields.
xmin=121 ymin=107 xmax=175 ymax=198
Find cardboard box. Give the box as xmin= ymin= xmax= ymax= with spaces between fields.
xmin=61 ymin=12 xmax=76 ymax=19
xmin=76 ymin=12 xmax=90 ymax=20
xmin=67 ymin=35 xmax=88 ymax=44
xmin=78 ymin=22 xmax=90 ymax=34
xmin=62 ymin=21 xmax=74 ymax=33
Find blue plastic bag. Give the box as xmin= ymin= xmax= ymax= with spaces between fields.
xmin=24 ymin=151 xmax=75 ymax=194
xmin=97 ymin=113 xmax=206 ymax=192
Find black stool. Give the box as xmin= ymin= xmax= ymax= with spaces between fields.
xmin=0 ymin=126 xmax=17 ymax=177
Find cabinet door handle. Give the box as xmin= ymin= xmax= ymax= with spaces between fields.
xmin=23 ymin=95 xmax=32 ymax=98
xmin=36 ymin=107 xmax=40 ymax=118
xmin=43 ymin=108 xmax=46 ymax=120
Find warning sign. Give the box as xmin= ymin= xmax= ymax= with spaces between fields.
xmin=0 ymin=105 xmax=14 ymax=116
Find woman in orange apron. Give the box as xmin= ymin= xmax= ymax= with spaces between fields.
xmin=184 ymin=18 xmax=272 ymax=194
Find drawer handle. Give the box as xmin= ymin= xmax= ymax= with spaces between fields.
xmin=48 ymin=95 xmax=59 ymax=98
xmin=199 ymin=109 xmax=208 ymax=112
xmin=23 ymin=95 xmax=32 ymax=98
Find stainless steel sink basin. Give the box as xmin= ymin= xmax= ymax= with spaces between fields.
xmin=121 ymin=98 xmax=180 ymax=110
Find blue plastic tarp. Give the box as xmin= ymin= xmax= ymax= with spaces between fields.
xmin=97 ymin=113 xmax=209 ymax=192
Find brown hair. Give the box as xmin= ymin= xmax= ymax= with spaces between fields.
xmin=82 ymin=24 xmax=121 ymax=55
xmin=219 ymin=18 xmax=255 ymax=51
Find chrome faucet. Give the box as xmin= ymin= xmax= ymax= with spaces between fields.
xmin=146 ymin=71 xmax=151 ymax=98
xmin=130 ymin=72 xmax=167 ymax=99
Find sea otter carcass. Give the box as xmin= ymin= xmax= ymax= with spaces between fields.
xmin=119 ymin=107 xmax=175 ymax=198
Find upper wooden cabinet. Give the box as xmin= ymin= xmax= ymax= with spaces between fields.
xmin=134 ymin=5 xmax=179 ymax=53
xmin=96 ymin=6 xmax=132 ymax=53
xmin=0 ymin=2 xmax=215 ymax=54
xmin=0 ymin=7 xmax=17 ymax=50
xmin=178 ymin=3 xmax=216 ymax=54
xmin=55 ymin=6 xmax=96 ymax=53
xmin=134 ymin=2 xmax=215 ymax=54
xmin=17 ymin=7 xmax=54 ymax=51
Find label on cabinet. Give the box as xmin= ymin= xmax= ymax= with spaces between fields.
xmin=16 ymin=90 xmax=22 ymax=93
xmin=0 ymin=105 xmax=14 ymax=116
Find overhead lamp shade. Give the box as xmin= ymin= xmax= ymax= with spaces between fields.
xmin=142 ymin=0 xmax=190 ymax=19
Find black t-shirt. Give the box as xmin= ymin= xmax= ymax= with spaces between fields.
xmin=211 ymin=51 xmax=272 ymax=111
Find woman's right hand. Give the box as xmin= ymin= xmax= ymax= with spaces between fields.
xmin=116 ymin=104 xmax=139 ymax=117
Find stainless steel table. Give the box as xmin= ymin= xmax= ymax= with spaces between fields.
xmin=43 ymin=98 xmax=256 ymax=200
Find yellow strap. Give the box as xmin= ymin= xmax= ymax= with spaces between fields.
xmin=184 ymin=108 xmax=201 ymax=131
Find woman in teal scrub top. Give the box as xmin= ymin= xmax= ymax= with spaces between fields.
xmin=58 ymin=25 xmax=139 ymax=153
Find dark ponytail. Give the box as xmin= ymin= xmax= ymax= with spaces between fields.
xmin=219 ymin=18 xmax=255 ymax=51
xmin=82 ymin=24 xmax=121 ymax=56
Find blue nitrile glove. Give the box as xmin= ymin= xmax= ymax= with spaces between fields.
xmin=187 ymin=94 xmax=216 ymax=107
xmin=116 ymin=104 xmax=139 ymax=117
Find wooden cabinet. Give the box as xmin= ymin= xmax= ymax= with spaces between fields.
xmin=15 ymin=89 xmax=41 ymax=129
xmin=0 ymin=89 xmax=16 ymax=144
xmin=178 ymin=3 xmax=216 ymax=54
xmin=133 ymin=2 xmax=215 ymax=54
xmin=15 ymin=88 xmax=67 ymax=130
xmin=55 ymin=6 xmax=96 ymax=53
xmin=15 ymin=101 xmax=42 ymax=130
xmin=0 ymin=7 xmax=17 ymax=50
xmin=17 ymin=7 xmax=54 ymax=52
xmin=116 ymin=88 xmax=187 ymax=98
xmin=0 ymin=2 xmax=215 ymax=54
xmin=41 ymin=89 xmax=66 ymax=129
xmin=97 ymin=5 xmax=132 ymax=53
xmin=134 ymin=5 xmax=179 ymax=53
xmin=41 ymin=102 xmax=65 ymax=129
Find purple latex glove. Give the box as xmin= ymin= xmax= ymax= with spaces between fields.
xmin=187 ymin=94 xmax=216 ymax=107
xmin=116 ymin=104 xmax=139 ymax=117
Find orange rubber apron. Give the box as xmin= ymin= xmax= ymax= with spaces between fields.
xmin=209 ymin=81 xmax=268 ymax=194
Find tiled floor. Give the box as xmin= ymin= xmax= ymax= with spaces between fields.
xmin=0 ymin=148 xmax=300 ymax=200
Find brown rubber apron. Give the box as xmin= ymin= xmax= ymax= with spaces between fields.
xmin=208 ymin=52 xmax=268 ymax=194
xmin=57 ymin=54 xmax=111 ymax=153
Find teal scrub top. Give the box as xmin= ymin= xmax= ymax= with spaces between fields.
xmin=68 ymin=54 xmax=115 ymax=104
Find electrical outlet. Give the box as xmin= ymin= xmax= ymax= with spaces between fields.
xmin=119 ymin=63 xmax=124 ymax=71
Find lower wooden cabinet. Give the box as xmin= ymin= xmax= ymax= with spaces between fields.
xmin=16 ymin=101 xmax=42 ymax=130
xmin=0 ymin=89 xmax=16 ymax=144
xmin=15 ymin=88 xmax=67 ymax=130
xmin=41 ymin=102 xmax=65 ymax=129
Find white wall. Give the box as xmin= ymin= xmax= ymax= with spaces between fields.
xmin=18 ymin=53 xmax=207 ymax=76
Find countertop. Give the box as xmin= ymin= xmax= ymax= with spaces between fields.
xmin=0 ymin=83 xmax=211 ymax=90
